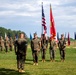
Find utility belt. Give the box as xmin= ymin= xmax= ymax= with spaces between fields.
xmin=34 ymin=48 xmax=40 ymax=51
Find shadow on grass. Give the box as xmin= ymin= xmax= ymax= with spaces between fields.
xmin=0 ymin=68 xmax=30 ymax=75
xmin=26 ymin=59 xmax=33 ymax=61
xmin=25 ymin=62 xmax=33 ymax=65
xmin=39 ymin=59 xmax=61 ymax=62
xmin=25 ymin=59 xmax=33 ymax=65
xmin=55 ymin=59 xmax=61 ymax=62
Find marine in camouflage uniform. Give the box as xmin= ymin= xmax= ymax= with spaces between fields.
xmin=49 ymin=37 xmax=56 ymax=62
xmin=0 ymin=36 xmax=5 ymax=51
xmin=9 ymin=37 xmax=13 ymax=51
xmin=58 ymin=34 xmax=66 ymax=62
xmin=31 ymin=40 xmax=33 ymax=56
xmin=31 ymin=33 xmax=41 ymax=65
xmin=24 ymin=36 xmax=28 ymax=60
xmin=14 ymin=36 xmax=18 ymax=54
xmin=4 ymin=36 xmax=9 ymax=52
xmin=41 ymin=34 xmax=48 ymax=62
xmin=15 ymin=33 xmax=27 ymax=73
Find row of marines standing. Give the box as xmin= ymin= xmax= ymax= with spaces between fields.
xmin=14 ymin=32 xmax=66 ymax=72
xmin=31 ymin=33 xmax=66 ymax=65
xmin=0 ymin=36 xmax=14 ymax=52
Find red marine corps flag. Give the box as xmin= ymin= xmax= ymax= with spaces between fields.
xmin=50 ymin=4 xmax=56 ymax=39
xmin=68 ymin=32 xmax=70 ymax=46
xmin=42 ymin=2 xmax=47 ymax=34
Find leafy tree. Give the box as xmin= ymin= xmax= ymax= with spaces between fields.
xmin=0 ymin=27 xmax=27 ymax=39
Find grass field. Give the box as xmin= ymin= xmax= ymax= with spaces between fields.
xmin=0 ymin=47 xmax=76 ymax=75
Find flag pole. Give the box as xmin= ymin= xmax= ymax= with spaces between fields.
xmin=74 ymin=32 xmax=76 ymax=47
xmin=50 ymin=4 xmax=52 ymax=39
xmin=41 ymin=2 xmax=43 ymax=35
xmin=50 ymin=4 xmax=51 ymax=39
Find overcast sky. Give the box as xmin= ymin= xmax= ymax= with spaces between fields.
xmin=0 ymin=0 xmax=76 ymax=38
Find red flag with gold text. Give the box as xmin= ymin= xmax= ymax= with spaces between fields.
xmin=50 ymin=4 xmax=56 ymax=39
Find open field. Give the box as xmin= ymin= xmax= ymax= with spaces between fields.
xmin=0 ymin=47 xmax=76 ymax=75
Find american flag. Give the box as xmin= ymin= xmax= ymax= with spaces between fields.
xmin=42 ymin=2 xmax=47 ymax=34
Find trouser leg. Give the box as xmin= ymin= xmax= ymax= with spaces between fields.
xmin=0 ymin=46 xmax=1 ymax=51
xmin=17 ymin=55 xmax=25 ymax=70
xmin=14 ymin=46 xmax=16 ymax=51
xmin=1 ymin=46 xmax=2 ymax=51
xmin=43 ymin=49 xmax=46 ymax=60
xmin=10 ymin=46 xmax=12 ymax=51
xmin=2 ymin=46 xmax=4 ymax=51
xmin=6 ymin=46 xmax=8 ymax=52
xmin=35 ymin=51 xmax=38 ymax=63
xmin=50 ymin=49 xmax=55 ymax=61
xmin=60 ymin=50 xmax=62 ymax=59
xmin=17 ymin=54 xmax=21 ymax=69
xmin=21 ymin=56 xmax=25 ymax=70
xmin=41 ymin=49 xmax=43 ymax=59
xmin=25 ymin=50 xmax=27 ymax=60
xmin=21 ymin=61 xmax=25 ymax=70
xmin=52 ymin=50 xmax=55 ymax=60
xmin=62 ymin=50 xmax=65 ymax=60
xmin=0 ymin=46 xmax=4 ymax=51
xmin=50 ymin=50 xmax=53 ymax=60
xmin=33 ymin=51 xmax=35 ymax=63
xmin=17 ymin=60 xmax=21 ymax=69
xmin=60 ymin=50 xmax=65 ymax=60
xmin=49 ymin=50 xmax=52 ymax=59
xmin=42 ymin=49 xmax=43 ymax=59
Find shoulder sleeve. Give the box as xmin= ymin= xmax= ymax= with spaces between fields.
xmin=38 ymin=39 xmax=41 ymax=43
xmin=64 ymin=40 xmax=66 ymax=44
xmin=23 ymin=39 xmax=27 ymax=46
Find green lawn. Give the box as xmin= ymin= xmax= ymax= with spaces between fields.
xmin=0 ymin=47 xmax=76 ymax=75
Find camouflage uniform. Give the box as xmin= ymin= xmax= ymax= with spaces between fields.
xmin=31 ymin=40 xmax=33 ymax=56
xmin=4 ymin=37 xmax=9 ymax=52
xmin=9 ymin=37 xmax=13 ymax=51
xmin=41 ymin=35 xmax=48 ymax=62
xmin=0 ymin=36 xmax=4 ymax=51
xmin=58 ymin=36 xmax=66 ymax=61
xmin=49 ymin=39 xmax=56 ymax=61
xmin=14 ymin=37 xmax=18 ymax=53
xmin=15 ymin=38 xmax=27 ymax=71
xmin=31 ymin=38 xmax=41 ymax=65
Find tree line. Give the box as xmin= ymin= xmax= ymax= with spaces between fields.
xmin=0 ymin=27 xmax=32 ymax=43
xmin=0 ymin=27 xmax=27 ymax=39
